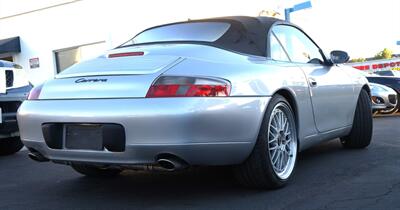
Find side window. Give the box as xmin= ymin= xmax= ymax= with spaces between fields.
xmin=270 ymin=34 xmax=290 ymax=62
xmin=272 ymin=25 xmax=324 ymax=64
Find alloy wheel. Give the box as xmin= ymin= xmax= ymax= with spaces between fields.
xmin=267 ymin=102 xmax=297 ymax=180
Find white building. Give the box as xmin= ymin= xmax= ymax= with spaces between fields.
xmin=0 ymin=0 xmax=289 ymax=85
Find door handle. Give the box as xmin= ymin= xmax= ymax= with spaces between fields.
xmin=309 ymin=77 xmax=317 ymax=87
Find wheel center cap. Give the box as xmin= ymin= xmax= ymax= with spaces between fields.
xmin=278 ymin=131 xmax=285 ymax=145
xmin=280 ymin=145 xmax=285 ymax=150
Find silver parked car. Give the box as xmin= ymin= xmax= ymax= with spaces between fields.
xmin=370 ymin=82 xmax=397 ymax=114
xmin=17 ymin=16 xmax=373 ymax=189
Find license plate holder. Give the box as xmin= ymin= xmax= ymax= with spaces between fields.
xmin=65 ymin=124 xmax=103 ymax=150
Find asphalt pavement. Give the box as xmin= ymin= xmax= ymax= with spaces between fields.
xmin=1 ymin=116 xmax=399 ymax=210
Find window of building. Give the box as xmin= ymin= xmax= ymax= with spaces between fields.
xmin=55 ymin=42 xmax=106 ymax=73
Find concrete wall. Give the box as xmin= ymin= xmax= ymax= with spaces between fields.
xmin=0 ymin=0 xmax=108 ymax=84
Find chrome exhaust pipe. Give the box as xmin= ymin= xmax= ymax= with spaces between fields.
xmin=127 ymin=164 xmax=173 ymax=172
xmin=157 ymin=157 xmax=188 ymax=171
xmin=28 ymin=152 xmax=49 ymax=162
xmin=157 ymin=159 xmax=177 ymax=171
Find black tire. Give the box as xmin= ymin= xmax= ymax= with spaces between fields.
xmin=71 ymin=164 xmax=122 ymax=177
xmin=234 ymin=94 xmax=298 ymax=189
xmin=340 ymin=89 xmax=373 ymax=148
xmin=0 ymin=137 xmax=24 ymax=156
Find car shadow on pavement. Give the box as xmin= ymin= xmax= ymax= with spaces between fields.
xmin=1 ymin=135 xmax=384 ymax=210
xmin=2 ymin=118 xmax=393 ymax=210
xmin=36 ymin=139 xmax=367 ymax=209
xmin=65 ymin=139 xmax=347 ymax=191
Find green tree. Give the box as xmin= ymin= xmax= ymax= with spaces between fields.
xmin=349 ymin=57 xmax=366 ymax=63
xmin=374 ymin=48 xmax=393 ymax=59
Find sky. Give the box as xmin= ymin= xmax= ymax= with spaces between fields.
xmin=289 ymin=0 xmax=400 ymax=59
xmin=103 ymin=0 xmax=399 ymax=59
xmin=1 ymin=0 xmax=399 ymax=59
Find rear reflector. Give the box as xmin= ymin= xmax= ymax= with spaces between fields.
xmin=108 ymin=52 xmax=144 ymax=58
xmin=146 ymin=76 xmax=230 ymax=97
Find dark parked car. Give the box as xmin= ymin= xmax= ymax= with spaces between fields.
xmin=366 ymin=75 xmax=400 ymax=114
xmin=374 ymin=70 xmax=400 ymax=77
xmin=0 ymin=60 xmax=32 ymax=155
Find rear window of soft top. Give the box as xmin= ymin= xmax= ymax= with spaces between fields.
xmin=121 ymin=22 xmax=231 ymax=46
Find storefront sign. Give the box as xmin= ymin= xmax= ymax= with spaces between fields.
xmin=349 ymin=58 xmax=400 ymax=72
xmin=29 ymin=57 xmax=40 ymax=69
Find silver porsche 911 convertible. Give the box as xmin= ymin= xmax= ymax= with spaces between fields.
xmin=17 ymin=16 xmax=373 ymax=189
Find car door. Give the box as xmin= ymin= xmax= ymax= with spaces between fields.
xmin=269 ymin=32 xmax=318 ymax=139
xmin=272 ymin=25 xmax=355 ymax=133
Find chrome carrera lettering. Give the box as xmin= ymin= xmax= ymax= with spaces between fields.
xmin=75 ymin=78 xmax=108 ymax=83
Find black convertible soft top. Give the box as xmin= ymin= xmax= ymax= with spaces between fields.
xmin=122 ymin=16 xmax=287 ymax=57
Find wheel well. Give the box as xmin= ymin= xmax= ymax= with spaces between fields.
xmin=273 ymin=89 xmax=299 ymax=133
xmin=362 ymin=84 xmax=371 ymax=97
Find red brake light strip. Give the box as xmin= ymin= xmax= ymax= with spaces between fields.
xmin=108 ymin=52 xmax=144 ymax=58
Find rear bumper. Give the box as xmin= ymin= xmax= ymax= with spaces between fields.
xmin=23 ymin=140 xmax=252 ymax=165
xmin=17 ymin=97 xmax=270 ymax=165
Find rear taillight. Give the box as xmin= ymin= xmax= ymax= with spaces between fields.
xmin=146 ymin=76 xmax=231 ymax=98
xmin=27 ymin=84 xmax=43 ymax=100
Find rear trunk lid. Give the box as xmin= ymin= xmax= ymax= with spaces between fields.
xmin=56 ymin=54 xmax=180 ymax=78
xmin=39 ymin=54 xmax=182 ymax=99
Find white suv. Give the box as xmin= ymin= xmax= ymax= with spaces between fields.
xmin=0 ymin=60 xmax=31 ymax=155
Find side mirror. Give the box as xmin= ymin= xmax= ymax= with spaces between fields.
xmin=330 ymin=50 xmax=349 ymax=64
